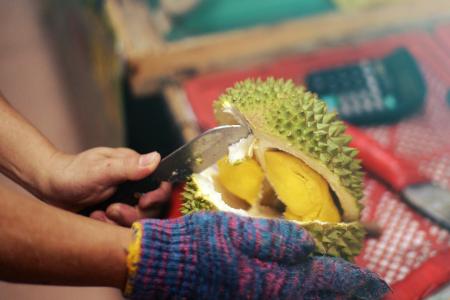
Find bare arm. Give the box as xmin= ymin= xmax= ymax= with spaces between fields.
xmin=0 ymin=92 xmax=171 ymax=223
xmin=0 ymin=185 xmax=131 ymax=288
xmin=0 ymin=92 xmax=57 ymax=199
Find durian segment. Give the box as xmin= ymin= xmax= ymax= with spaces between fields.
xmin=214 ymin=78 xmax=364 ymax=221
xmin=264 ymin=150 xmax=341 ymax=223
xmin=217 ymin=156 xmax=264 ymax=206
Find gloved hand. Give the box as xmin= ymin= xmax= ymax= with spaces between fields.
xmin=124 ymin=212 xmax=389 ymax=300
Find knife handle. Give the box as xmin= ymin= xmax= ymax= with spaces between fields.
xmin=346 ymin=125 xmax=426 ymax=192
xmin=79 ymin=177 xmax=160 ymax=217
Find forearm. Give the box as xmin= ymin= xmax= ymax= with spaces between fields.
xmin=0 ymin=185 xmax=132 ymax=288
xmin=0 ymin=92 xmax=58 ymax=197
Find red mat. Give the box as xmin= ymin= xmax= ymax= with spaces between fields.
xmin=177 ymin=30 xmax=450 ymax=299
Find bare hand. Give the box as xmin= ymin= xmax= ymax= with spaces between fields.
xmin=44 ymin=147 xmax=171 ymax=226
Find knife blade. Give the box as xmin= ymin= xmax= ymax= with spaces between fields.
xmin=346 ymin=125 xmax=450 ymax=230
xmin=80 ymin=125 xmax=251 ymax=216
xmin=150 ymin=124 xmax=251 ymax=183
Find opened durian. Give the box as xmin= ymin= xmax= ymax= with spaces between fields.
xmin=182 ymin=78 xmax=365 ymax=260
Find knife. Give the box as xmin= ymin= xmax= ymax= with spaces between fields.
xmin=346 ymin=125 xmax=450 ymax=230
xmin=80 ymin=125 xmax=251 ymax=216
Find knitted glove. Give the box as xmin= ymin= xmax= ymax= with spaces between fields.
xmin=124 ymin=212 xmax=388 ymax=300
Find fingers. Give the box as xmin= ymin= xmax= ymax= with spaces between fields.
xmin=104 ymin=200 xmax=169 ymax=227
xmin=105 ymin=203 xmax=141 ymax=227
xmin=138 ymin=182 xmax=172 ymax=210
xmin=89 ymin=210 xmax=118 ymax=225
xmin=89 ymin=177 xmax=171 ymax=227
xmin=224 ymin=213 xmax=315 ymax=264
xmin=90 ymin=204 xmax=142 ymax=227
xmin=95 ymin=182 xmax=171 ymax=226
xmin=137 ymin=152 xmax=161 ymax=178
xmin=98 ymin=150 xmax=161 ymax=184
xmin=105 ymin=182 xmax=172 ymax=226
xmin=304 ymin=256 xmax=390 ymax=298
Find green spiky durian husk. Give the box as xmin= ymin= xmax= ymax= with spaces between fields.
xmin=214 ymin=78 xmax=364 ymax=221
xmin=301 ymin=221 xmax=364 ymax=261
xmin=182 ymin=176 xmax=365 ymax=261
xmin=181 ymin=177 xmax=216 ymax=215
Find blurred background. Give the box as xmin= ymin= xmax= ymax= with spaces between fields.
xmin=1 ymin=0 xmax=449 ymax=299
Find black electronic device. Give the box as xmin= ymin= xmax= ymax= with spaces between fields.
xmin=305 ymin=48 xmax=426 ymax=125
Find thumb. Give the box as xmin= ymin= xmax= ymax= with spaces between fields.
xmin=105 ymin=151 xmax=161 ymax=183
xmin=136 ymin=152 xmax=161 ymax=179
xmin=224 ymin=214 xmax=315 ymax=264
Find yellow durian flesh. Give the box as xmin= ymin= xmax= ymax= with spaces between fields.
xmin=264 ymin=150 xmax=341 ymax=223
xmin=216 ymin=148 xmax=341 ymax=223
xmin=217 ymin=156 xmax=265 ymax=206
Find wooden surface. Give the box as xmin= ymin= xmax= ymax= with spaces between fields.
xmin=106 ymin=0 xmax=450 ymax=96
xmin=162 ymin=83 xmax=201 ymax=141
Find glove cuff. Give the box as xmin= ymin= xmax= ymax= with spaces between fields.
xmin=124 ymin=218 xmax=197 ymax=299
xmin=124 ymin=222 xmax=143 ymax=297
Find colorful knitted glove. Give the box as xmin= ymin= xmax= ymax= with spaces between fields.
xmin=124 ymin=212 xmax=388 ymax=300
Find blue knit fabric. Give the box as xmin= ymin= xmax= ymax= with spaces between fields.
xmin=126 ymin=212 xmax=389 ymax=300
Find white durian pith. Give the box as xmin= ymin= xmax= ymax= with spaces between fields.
xmin=227 ymin=134 xmax=256 ymax=165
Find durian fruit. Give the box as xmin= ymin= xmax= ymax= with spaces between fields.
xmin=181 ymin=78 xmax=365 ymax=260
